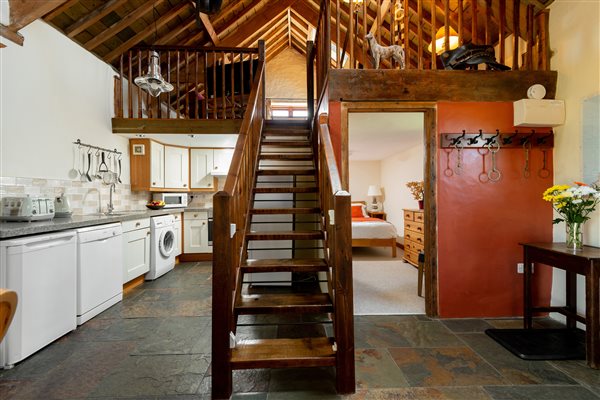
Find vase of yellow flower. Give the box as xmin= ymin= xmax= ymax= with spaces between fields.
xmin=406 ymin=181 xmax=424 ymax=209
xmin=542 ymin=182 xmax=600 ymax=250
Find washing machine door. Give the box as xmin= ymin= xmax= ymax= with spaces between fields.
xmin=159 ymin=229 xmax=175 ymax=258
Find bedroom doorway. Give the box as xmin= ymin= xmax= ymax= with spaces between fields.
xmin=341 ymin=102 xmax=438 ymax=317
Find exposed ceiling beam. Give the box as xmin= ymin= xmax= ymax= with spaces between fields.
xmin=198 ymin=12 xmax=220 ymax=45
xmin=104 ymin=1 xmax=191 ymax=63
xmin=0 ymin=24 xmax=23 ymax=46
xmin=219 ymin=0 xmax=297 ymax=47
xmin=287 ymin=9 xmax=292 ymax=48
xmin=83 ymin=0 xmax=163 ymax=51
xmin=2 ymin=0 xmax=69 ymax=45
xmin=43 ymin=0 xmax=78 ymax=21
xmin=65 ymin=0 xmax=128 ymax=38
xmin=214 ymin=0 xmax=265 ymax=38
xmin=156 ymin=14 xmax=198 ymax=45
xmin=369 ymin=0 xmax=391 ymax=35
xmin=240 ymin=13 xmax=288 ymax=48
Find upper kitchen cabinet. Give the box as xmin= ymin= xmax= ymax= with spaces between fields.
xmin=190 ymin=149 xmax=217 ymax=190
xmin=213 ymin=149 xmax=234 ymax=176
xmin=164 ymin=146 xmax=189 ymax=189
xmin=129 ymin=139 xmax=189 ymax=192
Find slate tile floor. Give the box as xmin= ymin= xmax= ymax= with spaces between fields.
xmin=1 ymin=262 xmax=599 ymax=400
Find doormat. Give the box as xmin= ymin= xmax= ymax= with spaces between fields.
xmin=485 ymin=328 xmax=586 ymax=361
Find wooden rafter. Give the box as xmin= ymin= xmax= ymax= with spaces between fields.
xmin=104 ymin=1 xmax=191 ymax=62
xmin=1 ymin=0 xmax=69 ymax=45
xmin=198 ymin=12 xmax=221 ymax=45
xmin=156 ymin=14 xmax=197 ymax=45
xmin=65 ymin=0 xmax=129 ymax=38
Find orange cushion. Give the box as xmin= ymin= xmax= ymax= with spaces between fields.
xmin=351 ymin=205 xmax=364 ymax=218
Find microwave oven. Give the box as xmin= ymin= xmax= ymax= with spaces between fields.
xmin=152 ymin=193 xmax=188 ymax=208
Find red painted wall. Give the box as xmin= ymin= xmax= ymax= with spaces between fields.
xmin=328 ymin=101 xmax=343 ymax=171
xmin=437 ymin=102 xmax=554 ymax=317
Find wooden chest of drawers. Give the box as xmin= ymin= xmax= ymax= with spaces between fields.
xmin=403 ymin=209 xmax=424 ymax=267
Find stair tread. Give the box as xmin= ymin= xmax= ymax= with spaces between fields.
xmin=254 ymin=187 xmax=318 ymax=193
xmin=257 ymin=169 xmax=315 ymax=175
xmin=236 ymin=292 xmax=332 ymax=314
xmin=242 ymin=258 xmax=328 ymax=273
xmin=259 ymin=153 xmax=313 ymax=160
xmin=261 ymin=141 xmax=311 ymax=146
xmin=246 ymin=230 xmax=324 ymax=240
xmin=250 ymin=207 xmax=320 ymax=214
xmin=231 ymin=337 xmax=336 ymax=369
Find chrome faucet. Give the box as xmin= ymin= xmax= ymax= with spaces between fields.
xmin=107 ymin=183 xmax=116 ymax=214
xmin=86 ymin=188 xmax=102 ymax=213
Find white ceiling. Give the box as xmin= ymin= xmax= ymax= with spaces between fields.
xmin=348 ymin=112 xmax=424 ymax=161
xmin=121 ymin=134 xmax=238 ymax=148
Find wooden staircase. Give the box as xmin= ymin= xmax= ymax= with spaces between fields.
xmin=232 ymin=120 xmax=336 ymax=367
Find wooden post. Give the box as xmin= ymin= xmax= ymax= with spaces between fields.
xmin=431 ymin=0 xmax=436 ymax=69
xmin=307 ymin=40 xmax=315 ymax=124
xmin=418 ymin=0 xmax=423 ymax=69
xmin=212 ymin=192 xmax=233 ymax=400
xmin=457 ymin=0 xmax=464 ymax=45
xmin=222 ymin=52 xmax=226 ymax=119
xmin=444 ymin=0 xmax=450 ymax=53
xmin=512 ymin=0 xmax=520 ymax=70
xmin=213 ymin=51 xmax=218 ymax=119
xmin=404 ymin=0 xmax=410 ymax=68
xmin=137 ymin=50 xmax=142 ymax=118
xmin=471 ymin=0 xmax=478 ymax=44
xmin=485 ymin=0 xmax=491 ymax=44
xmin=526 ymin=4 xmax=533 ymax=70
xmin=362 ymin=0 xmax=367 ymax=68
xmin=537 ymin=9 xmax=550 ymax=71
xmin=377 ymin=0 xmax=382 ymax=42
xmin=333 ymin=191 xmax=355 ymax=394
xmin=336 ymin=0 xmax=340 ymax=68
xmin=349 ymin=0 xmax=354 ymax=68
xmin=499 ymin=0 xmax=506 ymax=64
xmin=258 ymin=40 xmax=266 ymax=118
xmin=204 ymin=53 xmax=209 ymax=118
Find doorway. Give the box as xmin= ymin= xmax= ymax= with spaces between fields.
xmin=340 ymin=102 xmax=438 ymax=317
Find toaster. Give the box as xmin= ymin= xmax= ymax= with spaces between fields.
xmin=0 ymin=195 xmax=55 ymax=222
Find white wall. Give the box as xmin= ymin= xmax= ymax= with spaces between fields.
xmin=0 ymin=21 xmax=130 ymax=183
xmin=265 ymin=48 xmax=307 ymax=99
xmin=549 ymin=0 xmax=600 ymax=323
xmin=349 ymin=160 xmax=380 ymax=204
xmin=381 ymin=142 xmax=424 ymax=238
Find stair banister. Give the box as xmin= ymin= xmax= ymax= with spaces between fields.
xmin=212 ymin=40 xmax=265 ymax=400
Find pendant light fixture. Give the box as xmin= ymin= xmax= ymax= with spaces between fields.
xmin=428 ymin=26 xmax=460 ymax=55
xmin=134 ymin=2 xmax=174 ymax=97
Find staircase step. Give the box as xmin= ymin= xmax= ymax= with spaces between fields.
xmin=246 ymin=230 xmax=324 ymax=240
xmin=259 ymin=153 xmax=313 ymax=160
xmin=262 ymin=128 xmax=310 ymax=135
xmin=261 ymin=141 xmax=311 ymax=147
xmin=265 ymin=120 xmax=308 ymax=128
xmin=250 ymin=208 xmax=320 ymax=215
xmin=231 ymin=337 xmax=336 ymax=369
xmin=236 ymin=292 xmax=333 ymax=315
xmin=242 ymin=258 xmax=328 ymax=273
xmin=253 ymin=187 xmax=318 ymax=193
xmin=257 ymin=169 xmax=315 ymax=176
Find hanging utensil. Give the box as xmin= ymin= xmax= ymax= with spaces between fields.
xmin=477 ymin=147 xmax=489 ymax=183
xmin=538 ymin=148 xmax=551 ymax=178
xmin=68 ymin=146 xmax=79 ymax=179
xmin=117 ymin=155 xmax=123 ymax=184
xmin=95 ymin=151 xmax=102 ymax=180
xmin=86 ymin=151 xmax=93 ymax=181
xmin=80 ymin=152 xmax=88 ymax=182
xmin=487 ymin=141 xmax=502 ymax=182
xmin=443 ymin=148 xmax=454 ymax=177
xmin=454 ymin=141 xmax=464 ymax=175
xmin=98 ymin=151 xmax=109 ymax=172
xmin=523 ymin=141 xmax=531 ymax=179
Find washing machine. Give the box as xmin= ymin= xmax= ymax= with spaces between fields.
xmin=146 ymin=214 xmax=176 ymax=280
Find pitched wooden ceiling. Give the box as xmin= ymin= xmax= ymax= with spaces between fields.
xmin=14 ymin=0 xmax=552 ymax=69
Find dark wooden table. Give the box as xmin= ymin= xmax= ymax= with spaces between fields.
xmin=521 ymin=243 xmax=600 ymax=369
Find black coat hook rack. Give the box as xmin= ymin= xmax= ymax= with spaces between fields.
xmin=441 ymin=130 xmax=554 ymax=149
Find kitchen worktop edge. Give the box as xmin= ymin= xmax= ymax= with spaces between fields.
xmin=0 ymin=207 xmax=212 ymax=240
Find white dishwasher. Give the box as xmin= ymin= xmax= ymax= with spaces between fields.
xmin=0 ymin=230 xmax=77 ymax=368
xmin=76 ymin=223 xmax=123 ymax=325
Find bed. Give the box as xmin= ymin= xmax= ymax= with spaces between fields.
xmin=351 ymin=202 xmax=398 ymax=257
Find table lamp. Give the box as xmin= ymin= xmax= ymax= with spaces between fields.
xmin=367 ymin=185 xmax=382 ymax=211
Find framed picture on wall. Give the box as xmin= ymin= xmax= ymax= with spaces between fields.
xmin=132 ymin=144 xmax=145 ymax=155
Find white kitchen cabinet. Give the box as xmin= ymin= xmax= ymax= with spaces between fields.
xmin=122 ymin=218 xmax=151 ymax=283
xmin=173 ymin=213 xmax=182 ymax=257
xmin=184 ymin=211 xmax=211 ymax=253
xmin=150 ymin=141 xmax=164 ymax=189
xmin=190 ymin=149 xmax=215 ymax=189
xmin=212 ymin=149 xmax=234 ymax=176
xmin=164 ymin=146 xmax=189 ymax=189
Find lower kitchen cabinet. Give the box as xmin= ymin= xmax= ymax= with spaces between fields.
xmin=183 ymin=211 xmax=211 ymax=253
xmin=122 ymin=218 xmax=151 ymax=283
xmin=173 ymin=213 xmax=182 ymax=256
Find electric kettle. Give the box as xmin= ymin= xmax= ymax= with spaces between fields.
xmin=54 ymin=193 xmax=72 ymax=218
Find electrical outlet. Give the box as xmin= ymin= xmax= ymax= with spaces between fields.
xmin=517 ymin=263 xmax=524 ymax=273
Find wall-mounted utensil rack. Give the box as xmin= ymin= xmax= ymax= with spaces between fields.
xmin=441 ymin=130 xmax=554 ymax=148
xmin=73 ymin=139 xmax=122 ymax=157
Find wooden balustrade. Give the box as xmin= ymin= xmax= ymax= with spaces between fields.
xmin=211 ymin=41 xmax=265 ymax=400
xmin=114 ymin=45 xmax=259 ymax=120
xmin=316 ymin=117 xmax=354 ymax=394
xmin=322 ymin=0 xmax=550 ymax=71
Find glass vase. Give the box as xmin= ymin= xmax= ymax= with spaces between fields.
xmin=565 ymin=221 xmax=583 ymax=250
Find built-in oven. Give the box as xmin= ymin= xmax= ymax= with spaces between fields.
xmin=207 ymin=208 xmax=213 ymax=246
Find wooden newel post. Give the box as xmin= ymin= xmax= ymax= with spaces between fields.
xmin=258 ymin=40 xmax=266 ymax=118
xmin=333 ymin=191 xmax=355 ymax=394
xmin=212 ymin=192 xmax=233 ymax=400
xmin=307 ymin=40 xmax=315 ymax=127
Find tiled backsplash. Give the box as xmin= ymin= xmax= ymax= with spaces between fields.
xmin=0 ymin=176 xmax=217 ymax=215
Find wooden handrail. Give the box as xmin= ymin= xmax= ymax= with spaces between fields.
xmin=317 ymin=119 xmax=355 ymax=394
xmin=212 ymin=41 xmax=265 ymax=400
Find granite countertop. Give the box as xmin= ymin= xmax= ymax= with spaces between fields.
xmin=0 ymin=207 xmax=212 ymax=240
